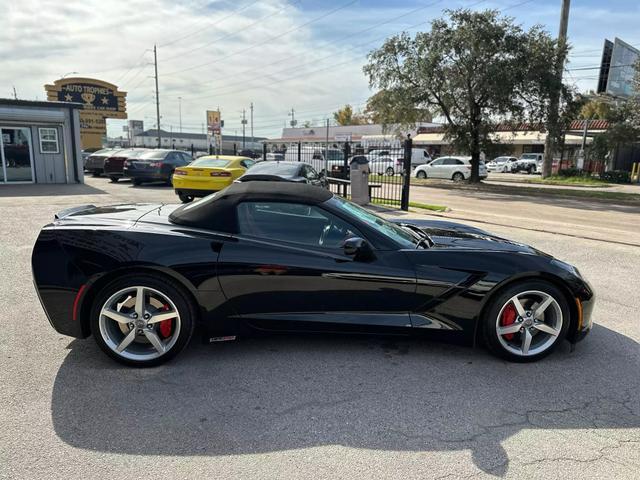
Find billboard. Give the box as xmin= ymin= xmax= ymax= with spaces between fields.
xmin=206 ymin=110 xmax=221 ymax=135
xmin=597 ymin=38 xmax=639 ymax=98
xmin=45 ymin=77 xmax=127 ymax=149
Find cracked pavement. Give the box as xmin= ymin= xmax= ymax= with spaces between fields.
xmin=1 ymin=177 xmax=638 ymax=479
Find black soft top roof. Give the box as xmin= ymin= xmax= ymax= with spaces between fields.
xmin=169 ymin=181 xmax=333 ymax=232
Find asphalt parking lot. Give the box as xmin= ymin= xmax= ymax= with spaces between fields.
xmin=1 ymin=176 xmax=639 ymax=479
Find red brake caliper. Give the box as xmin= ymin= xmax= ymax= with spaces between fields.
xmin=500 ymin=303 xmax=517 ymax=341
xmin=158 ymin=304 xmax=173 ymax=338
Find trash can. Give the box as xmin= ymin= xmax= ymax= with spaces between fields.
xmin=350 ymin=156 xmax=370 ymax=205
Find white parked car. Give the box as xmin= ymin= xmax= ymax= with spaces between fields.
xmin=367 ymin=148 xmax=433 ymax=175
xmin=512 ymin=153 xmax=544 ymax=174
xmin=414 ymin=156 xmax=488 ymax=181
xmin=486 ymin=156 xmax=517 ymax=173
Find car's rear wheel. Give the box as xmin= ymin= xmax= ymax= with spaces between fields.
xmin=92 ymin=170 xmax=101 ymax=177
xmin=109 ymin=176 xmax=119 ymax=183
xmin=452 ymin=172 xmax=465 ymax=182
xmin=166 ymin=173 xmax=174 ymax=186
xmin=385 ymin=167 xmax=395 ymax=176
xmin=416 ymin=170 xmax=427 ymax=179
xmin=90 ymin=275 xmax=195 ymax=367
xmin=132 ymin=178 xmax=142 ymax=186
xmin=482 ymin=280 xmax=570 ymax=362
xmin=178 ymin=193 xmax=194 ymax=203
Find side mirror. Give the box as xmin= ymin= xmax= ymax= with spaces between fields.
xmin=342 ymin=237 xmax=374 ymax=261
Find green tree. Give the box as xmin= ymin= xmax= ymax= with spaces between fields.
xmin=364 ymin=8 xmax=559 ymax=182
xmin=364 ymin=89 xmax=431 ymax=131
xmin=579 ymin=98 xmax=612 ymax=120
xmin=333 ymin=104 xmax=369 ymax=126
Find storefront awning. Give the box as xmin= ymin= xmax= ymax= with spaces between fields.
xmin=413 ymin=131 xmax=592 ymax=146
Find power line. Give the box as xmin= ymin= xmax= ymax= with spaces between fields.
xmin=163 ymin=0 xmax=359 ymax=76
xmin=158 ymin=0 xmax=263 ymax=48
xmin=162 ymin=0 xmax=445 ymax=96
xmin=162 ymin=0 xmax=300 ymax=62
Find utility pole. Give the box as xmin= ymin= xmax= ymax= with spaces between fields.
xmin=542 ymin=0 xmax=571 ymax=178
xmin=178 ymin=97 xmax=182 ymax=133
xmin=250 ymin=102 xmax=254 ymax=145
xmin=153 ymin=44 xmax=161 ymax=148
xmin=289 ymin=108 xmax=297 ymax=127
xmin=12 ymin=86 xmax=17 ymax=99
xmin=241 ymin=109 xmax=247 ymax=149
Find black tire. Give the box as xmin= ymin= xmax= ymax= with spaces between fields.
xmin=385 ymin=167 xmax=395 ymax=176
xmin=452 ymin=172 xmax=465 ymax=182
xmin=89 ymin=274 xmax=196 ymax=367
xmin=166 ymin=173 xmax=174 ymax=186
xmin=178 ymin=193 xmax=194 ymax=203
xmin=482 ymin=280 xmax=570 ymax=363
xmin=92 ymin=170 xmax=102 ymax=177
xmin=109 ymin=176 xmax=119 ymax=183
xmin=133 ymin=178 xmax=143 ymax=186
xmin=416 ymin=170 xmax=427 ymax=179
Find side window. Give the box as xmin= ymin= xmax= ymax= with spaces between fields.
xmin=181 ymin=152 xmax=193 ymax=164
xmin=240 ymin=159 xmax=255 ymax=169
xmin=237 ymin=202 xmax=362 ymax=248
xmin=431 ymin=158 xmax=445 ymax=166
xmin=165 ymin=152 xmax=179 ymax=164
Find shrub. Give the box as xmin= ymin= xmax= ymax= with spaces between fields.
xmin=600 ymin=170 xmax=631 ymax=184
xmin=557 ymin=168 xmax=584 ymax=177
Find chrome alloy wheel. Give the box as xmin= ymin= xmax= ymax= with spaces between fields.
xmin=98 ymin=286 xmax=182 ymax=361
xmin=495 ymin=290 xmax=563 ymax=357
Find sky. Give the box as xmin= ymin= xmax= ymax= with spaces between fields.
xmin=1 ymin=0 xmax=639 ymax=139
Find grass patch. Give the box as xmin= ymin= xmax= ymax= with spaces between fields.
xmin=507 ymin=175 xmax=612 ymax=187
xmin=409 ymin=201 xmax=448 ymax=212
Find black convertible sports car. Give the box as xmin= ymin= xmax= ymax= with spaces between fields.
xmin=32 ymin=182 xmax=594 ymax=366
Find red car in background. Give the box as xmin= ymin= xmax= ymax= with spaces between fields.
xmin=103 ymin=149 xmax=148 ymax=183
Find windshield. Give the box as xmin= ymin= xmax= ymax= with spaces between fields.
xmin=327 ymin=196 xmax=417 ymax=248
xmin=190 ymin=158 xmax=230 ymax=168
xmin=325 ymin=150 xmax=343 ymax=161
xmin=250 ymin=163 xmax=298 ymax=175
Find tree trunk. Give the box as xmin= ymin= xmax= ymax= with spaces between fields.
xmin=469 ymin=125 xmax=481 ymax=183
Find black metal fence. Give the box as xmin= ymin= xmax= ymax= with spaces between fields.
xmin=261 ymin=138 xmax=413 ymax=210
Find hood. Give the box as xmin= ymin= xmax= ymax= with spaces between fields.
xmin=53 ymin=204 xmax=164 ymax=228
xmin=394 ymin=219 xmax=543 ymax=255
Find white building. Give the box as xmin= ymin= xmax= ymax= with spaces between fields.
xmin=128 ymin=129 xmax=266 ymax=154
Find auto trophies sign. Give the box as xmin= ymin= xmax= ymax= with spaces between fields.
xmin=206 ymin=110 xmax=222 ymax=152
xmin=45 ymin=77 xmax=127 ymax=149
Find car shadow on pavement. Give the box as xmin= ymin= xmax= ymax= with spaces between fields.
xmin=51 ymin=325 xmax=639 ymax=477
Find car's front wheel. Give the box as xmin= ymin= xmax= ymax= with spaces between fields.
xmin=482 ymin=280 xmax=570 ymax=362
xmin=90 ymin=275 xmax=195 ymax=367
xmin=385 ymin=167 xmax=395 ymax=176
xmin=416 ymin=170 xmax=427 ymax=179
xmin=109 ymin=176 xmax=119 ymax=183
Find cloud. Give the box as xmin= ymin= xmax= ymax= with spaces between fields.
xmin=2 ymin=0 xmax=638 ymax=139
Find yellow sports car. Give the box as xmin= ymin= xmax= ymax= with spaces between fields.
xmin=172 ymin=155 xmax=256 ymax=203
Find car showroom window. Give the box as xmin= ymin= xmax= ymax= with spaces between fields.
xmin=38 ymin=128 xmax=59 ymax=154
xmin=237 ymin=202 xmax=362 ymax=248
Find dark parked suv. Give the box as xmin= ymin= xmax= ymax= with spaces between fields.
xmin=123 ymin=149 xmax=193 ymax=185
xmin=103 ymin=149 xmax=148 ymax=182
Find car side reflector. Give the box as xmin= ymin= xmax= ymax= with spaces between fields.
xmin=72 ymin=284 xmax=87 ymax=321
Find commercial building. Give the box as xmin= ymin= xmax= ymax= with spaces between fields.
xmin=413 ymin=121 xmax=609 ymax=161
xmin=119 ymin=129 xmax=266 ymax=154
xmin=0 ymin=99 xmax=83 ymax=184
xmin=268 ymin=123 xmax=439 ymax=148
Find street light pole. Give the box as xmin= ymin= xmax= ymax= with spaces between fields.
xmin=542 ymin=0 xmax=571 ymax=178
xmin=153 ymin=44 xmax=161 ymax=148
xmin=178 ymin=97 xmax=182 ymax=133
